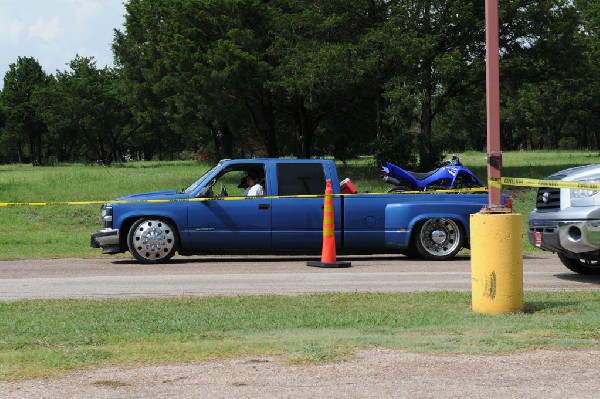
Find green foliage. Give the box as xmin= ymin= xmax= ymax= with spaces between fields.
xmin=34 ymin=56 xmax=129 ymax=164
xmin=0 ymin=0 xmax=599 ymax=165
xmin=0 ymin=57 xmax=50 ymax=165
xmin=558 ymin=137 xmax=578 ymax=150
xmin=373 ymin=131 xmax=419 ymax=171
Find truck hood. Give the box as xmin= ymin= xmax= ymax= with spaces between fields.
xmin=116 ymin=190 xmax=185 ymax=201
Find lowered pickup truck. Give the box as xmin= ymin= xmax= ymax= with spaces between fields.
xmin=91 ymin=158 xmax=506 ymax=264
xmin=528 ymin=164 xmax=600 ymax=275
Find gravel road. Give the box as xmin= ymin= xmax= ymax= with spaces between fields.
xmin=2 ymin=349 xmax=599 ymax=398
xmin=1 ymin=254 xmax=599 ymax=398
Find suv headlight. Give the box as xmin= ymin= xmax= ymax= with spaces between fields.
xmin=570 ymin=179 xmax=600 ymax=199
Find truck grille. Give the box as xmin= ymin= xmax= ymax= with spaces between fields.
xmin=536 ymin=187 xmax=560 ymax=210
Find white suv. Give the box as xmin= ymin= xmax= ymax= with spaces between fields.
xmin=528 ymin=164 xmax=600 ymax=274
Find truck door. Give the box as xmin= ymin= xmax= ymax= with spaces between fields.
xmin=271 ymin=162 xmax=342 ymax=249
xmin=187 ymin=164 xmax=271 ymax=249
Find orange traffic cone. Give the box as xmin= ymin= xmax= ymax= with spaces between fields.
xmin=307 ymin=179 xmax=351 ymax=268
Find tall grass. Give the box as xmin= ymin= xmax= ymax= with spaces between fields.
xmin=0 ymin=151 xmax=598 ymax=259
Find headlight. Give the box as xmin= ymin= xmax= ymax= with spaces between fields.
xmin=101 ymin=206 xmax=113 ymax=226
xmin=570 ymin=180 xmax=600 ymax=199
xmin=571 ymin=189 xmax=599 ymax=198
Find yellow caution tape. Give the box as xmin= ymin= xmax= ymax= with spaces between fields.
xmin=488 ymin=178 xmax=502 ymax=189
xmin=11 ymin=176 xmax=598 ymax=207
xmin=0 ymin=187 xmax=492 ymax=207
xmin=0 ymin=200 xmax=109 ymax=207
xmin=490 ymin=177 xmax=600 ymax=190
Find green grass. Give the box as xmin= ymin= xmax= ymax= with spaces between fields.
xmin=0 ymin=150 xmax=599 ymax=259
xmin=1 ymin=291 xmax=599 ymax=380
xmin=0 ymin=161 xmax=212 ymax=259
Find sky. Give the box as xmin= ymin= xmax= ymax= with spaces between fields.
xmin=0 ymin=0 xmax=126 ymax=85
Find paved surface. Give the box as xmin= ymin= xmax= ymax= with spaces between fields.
xmin=0 ymin=254 xmax=598 ymax=300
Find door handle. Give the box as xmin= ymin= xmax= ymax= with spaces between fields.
xmin=258 ymin=204 xmax=270 ymax=210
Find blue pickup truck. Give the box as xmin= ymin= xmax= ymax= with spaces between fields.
xmin=91 ymin=158 xmax=505 ymax=263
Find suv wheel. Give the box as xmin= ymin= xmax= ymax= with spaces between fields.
xmin=557 ymin=253 xmax=600 ymax=275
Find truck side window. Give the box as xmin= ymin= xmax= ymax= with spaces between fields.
xmin=277 ymin=163 xmax=326 ymax=196
xmin=211 ymin=164 xmax=266 ymax=197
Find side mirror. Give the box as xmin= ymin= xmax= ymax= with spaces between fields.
xmin=198 ymin=187 xmax=211 ymax=198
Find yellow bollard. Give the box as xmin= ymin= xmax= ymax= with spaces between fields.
xmin=470 ymin=212 xmax=524 ymax=314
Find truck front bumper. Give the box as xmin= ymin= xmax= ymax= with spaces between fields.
xmin=528 ymin=219 xmax=600 ymax=254
xmin=90 ymin=229 xmax=121 ymax=254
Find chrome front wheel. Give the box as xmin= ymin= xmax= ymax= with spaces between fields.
xmin=127 ymin=218 xmax=178 ymax=263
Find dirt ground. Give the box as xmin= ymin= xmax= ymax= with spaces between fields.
xmin=2 ymin=349 xmax=599 ymax=398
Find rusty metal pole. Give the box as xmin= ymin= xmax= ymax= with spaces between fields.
xmin=486 ymin=0 xmax=502 ymax=208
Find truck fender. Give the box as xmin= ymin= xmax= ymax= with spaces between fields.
xmin=383 ymin=202 xmax=480 ymax=248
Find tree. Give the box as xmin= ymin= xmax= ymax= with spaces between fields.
xmin=114 ymin=0 xmax=273 ymax=160
xmin=267 ymin=0 xmax=375 ymax=158
xmin=112 ymin=0 xmax=181 ymax=161
xmin=114 ymin=0 xmax=382 ymax=160
xmin=500 ymin=0 xmax=595 ymax=150
xmin=35 ymin=56 xmax=129 ymax=164
xmin=574 ymin=0 xmax=600 ymax=148
xmin=380 ymin=0 xmax=486 ymax=170
xmin=1 ymin=57 xmax=49 ymax=164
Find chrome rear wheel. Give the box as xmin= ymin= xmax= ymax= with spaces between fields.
xmin=414 ymin=218 xmax=464 ymax=260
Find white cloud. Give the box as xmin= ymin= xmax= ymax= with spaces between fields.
xmin=28 ymin=16 xmax=62 ymax=42
xmin=0 ymin=0 xmax=125 ymax=83
xmin=70 ymin=0 xmax=102 ymax=23
xmin=8 ymin=19 xmax=26 ymax=45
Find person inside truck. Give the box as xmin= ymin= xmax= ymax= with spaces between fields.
xmin=241 ymin=174 xmax=264 ymax=196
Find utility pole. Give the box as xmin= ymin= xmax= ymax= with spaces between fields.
xmin=486 ymin=0 xmax=502 ymax=208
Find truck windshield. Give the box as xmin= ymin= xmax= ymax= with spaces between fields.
xmin=180 ymin=164 xmax=221 ymax=194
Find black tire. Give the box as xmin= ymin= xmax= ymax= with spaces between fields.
xmin=413 ymin=218 xmax=464 ymax=260
xmin=557 ymin=253 xmax=600 ymax=275
xmin=127 ymin=218 xmax=178 ymax=264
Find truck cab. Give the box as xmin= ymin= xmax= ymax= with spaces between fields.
xmin=92 ymin=159 xmax=343 ymax=262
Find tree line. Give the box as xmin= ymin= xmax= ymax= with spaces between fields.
xmin=0 ymin=0 xmax=598 ymax=170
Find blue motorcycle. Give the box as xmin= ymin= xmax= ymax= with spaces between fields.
xmin=381 ymin=155 xmax=484 ymax=192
